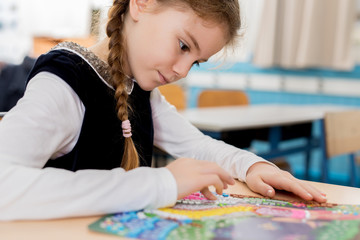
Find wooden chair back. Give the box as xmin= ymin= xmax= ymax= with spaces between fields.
xmin=158 ymin=84 xmax=186 ymax=110
xmin=321 ymin=110 xmax=360 ymax=186
xmin=198 ymin=90 xmax=249 ymax=108
xmin=324 ymin=110 xmax=360 ymax=158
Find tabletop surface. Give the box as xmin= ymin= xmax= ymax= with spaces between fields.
xmin=1 ymin=180 xmax=360 ymax=240
xmin=180 ymin=104 xmax=353 ymax=131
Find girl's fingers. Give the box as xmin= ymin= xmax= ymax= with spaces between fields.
xmin=194 ymin=162 xmax=235 ymax=195
xmin=202 ymin=162 xmax=235 ymax=186
xmin=247 ymin=175 xmax=275 ymax=198
xmin=260 ymin=173 xmax=313 ymax=200
xmin=200 ymin=174 xmax=225 ymax=195
xmin=298 ymin=181 xmax=327 ymax=202
xmin=201 ymin=187 xmax=217 ymax=200
xmin=246 ymin=162 xmax=327 ymax=203
xmin=262 ymin=174 xmax=327 ymax=202
xmin=167 ymin=158 xmax=235 ymax=200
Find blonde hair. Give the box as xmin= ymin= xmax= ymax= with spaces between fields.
xmin=106 ymin=0 xmax=241 ymax=171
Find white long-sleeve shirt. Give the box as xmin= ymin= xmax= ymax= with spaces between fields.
xmin=0 ymin=72 xmax=268 ymax=221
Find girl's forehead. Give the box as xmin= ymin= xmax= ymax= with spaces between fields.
xmin=134 ymin=3 xmax=228 ymax=57
xmin=134 ymin=1 xmax=233 ymax=44
xmin=156 ymin=6 xmax=228 ymax=38
xmin=150 ymin=2 xmax=228 ymax=31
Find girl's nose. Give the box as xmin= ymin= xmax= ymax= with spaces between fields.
xmin=173 ymin=59 xmax=192 ymax=79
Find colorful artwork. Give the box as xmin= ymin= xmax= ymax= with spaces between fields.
xmin=89 ymin=192 xmax=360 ymax=240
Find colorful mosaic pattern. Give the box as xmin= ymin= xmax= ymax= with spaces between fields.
xmin=89 ymin=193 xmax=360 ymax=240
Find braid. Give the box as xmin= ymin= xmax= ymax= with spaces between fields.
xmin=106 ymin=0 xmax=139 ymax=171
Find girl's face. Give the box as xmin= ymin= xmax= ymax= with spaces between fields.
xmin=124 ymin=0 xmax=228 ymax=91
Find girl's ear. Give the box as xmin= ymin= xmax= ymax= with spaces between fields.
xmin=129 ymin=0 xmax=153 ymax=21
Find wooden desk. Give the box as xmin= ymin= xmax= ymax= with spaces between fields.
xmin=181 ymin=104 xmax=354 ymax=179
xmin=0 ymin=112 xmax=5 ymax=120
xmin=1 ymin=180 xmax=359 ymax=240
xmin=181 ymin=104 xmax=350 ymax=132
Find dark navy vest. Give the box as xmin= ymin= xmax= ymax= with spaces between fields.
xmin=27 ymin=44 xmax=154 ymax=171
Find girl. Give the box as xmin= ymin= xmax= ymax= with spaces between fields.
xmin=0 ymin=0 xmax=326 ymax=220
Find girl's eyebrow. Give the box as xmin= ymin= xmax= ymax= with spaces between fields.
xmin=184 ymin=30 xmax=208 ymax=62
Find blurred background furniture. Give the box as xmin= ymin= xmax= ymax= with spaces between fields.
xmin=320 ymin=110 xmax=360 ymax=186
xmin=196 ymin=89 xmax=256 ymax=150
xmin=181 ymin=104 xmax=353 ymax=178
xmin=158 ymin=84 xmax=187 ymax=110
xmin=32 ymin=36 xmax=97 ymax=57
xmin=196 ymin=89 xmax=292 ymax=172
xmin=198 ymin=90 xmax=249 ymax=108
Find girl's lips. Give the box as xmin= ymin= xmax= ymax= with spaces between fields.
xmin=158 ymin=71 xmax=169 ymax=84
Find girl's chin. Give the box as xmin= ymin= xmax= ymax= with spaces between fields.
xmin=137 ymin=82 xmax=157 ymax=91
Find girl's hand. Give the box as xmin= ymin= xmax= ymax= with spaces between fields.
xmin=245 ymin=162 xmax=327 ymax=203
xmin=166 ymin=158 xmax=235 ymax=200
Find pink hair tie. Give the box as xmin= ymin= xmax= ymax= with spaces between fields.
xmin=122 ymin=120 xmax=132 ymax=138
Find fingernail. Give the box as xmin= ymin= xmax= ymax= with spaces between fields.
xmin=307 ymin=193 xmax=313 ymax=199
xmin=266 ymin=189 xmax=273 ymax=197
xmin=321 ymin=194 xmax=327 ymax=199
xmin=321 ymin=192 xmax=327 ymax=197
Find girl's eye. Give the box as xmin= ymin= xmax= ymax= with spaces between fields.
xmin=179 ymin=40 xmax=189 ymax=51
xmin=179 ymin=40 xmax=199 ymax=67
